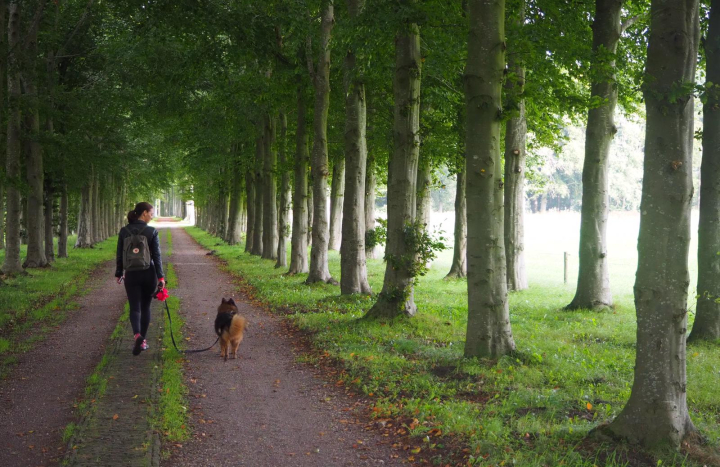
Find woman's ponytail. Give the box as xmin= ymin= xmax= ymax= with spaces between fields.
xmin=127 ymin=202 xmax=153 ymax=223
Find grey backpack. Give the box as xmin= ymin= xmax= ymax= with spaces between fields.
xmin=122 ymin=226 xmax=151 ymax=272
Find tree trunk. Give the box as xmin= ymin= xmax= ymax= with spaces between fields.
xmin=364 ymin=8 xmax=421 ymax=318
xmin=0 ymin=178 xmax=4 ymax=251
xmin=445 ymin=168 xmax=467 ymax=279
xmin=341 ymin=0 xmax=372 ymax=295
xmin=228 ymin=147 xmax=244 ymax=245
xmin=2 ymin=1 xmax=22 ymax=274
xmin=504 ymin=5 xmax=528 ymax=291
xmin=306 ymin=2 xmax=337 ymax=285
xmin=463 ymin=0 xmax=516 ymax=358
xmin=328 ymin=158 xmax=344 ymax=251
xmin=22 ymin=18 xmax=47 ymax=268
xmin=245 ymin=169 xmax=255 ymax=252
xmin=251 ymin=131 xmax=264 ymax=256
xmin=567 ymin=0 xmax=621 ymax=310
xmin=604 ymin=0 xmax=699 ymax=447
xmin=276 ymin=113 xmax=290 ymax=268
xmin=416 ymin=155 xmax=432 ymax=232
xmin=690 ymin=0 xmax=720 ymax=342
xmin=44 ymin=177 xmax=54 ymax=263
xmin=91 ymin=168 xmax=99 ymax=243
xmin=58 ymin=183 xmax=68 ymax=258
xmin=307 ymin=173 xmax=313 ymax=247
xmin=75 ymin=170 xmax=93 ymax=248
xmin=289 ymin=82 xmax=310 ymax=274
xmin=365 ymin=153 xmax=378 ymax=259
xmin=0 ymin=0 xmax=5 ymax=252
xmin=262 ymin=114 xmax=278 ymax=260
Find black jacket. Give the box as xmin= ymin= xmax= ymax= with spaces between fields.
xmin=115 ymin=220 xmax=164 ymax=279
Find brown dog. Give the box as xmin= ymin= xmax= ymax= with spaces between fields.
xmin=214 ymin=298 xmax=248 ymax=361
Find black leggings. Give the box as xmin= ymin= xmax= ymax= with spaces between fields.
xmin=124 ymin=268 xmax=158 ymax=337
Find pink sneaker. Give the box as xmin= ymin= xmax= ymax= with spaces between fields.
xmin=132 ymin=333 xmax=143 ymax=356
xmin=141 ymin=340 xmax=149 ymax=351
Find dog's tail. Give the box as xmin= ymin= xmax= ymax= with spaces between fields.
xmin=229 ymin=315 xmax=247 ymax=335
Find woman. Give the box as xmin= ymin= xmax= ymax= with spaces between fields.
xmin=115 ymin=202 xmax=165 ymax=355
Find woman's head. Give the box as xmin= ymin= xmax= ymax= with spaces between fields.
xmin=127 ymin=202 xmax=154 ymax=223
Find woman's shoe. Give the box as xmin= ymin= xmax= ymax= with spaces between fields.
xmin=141 ymin=340 xmax=149 ymax=351
xmin=133 ymin=333 xmax=144 ymax=356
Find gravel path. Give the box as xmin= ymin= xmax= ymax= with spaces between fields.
xmin=0 ymin=262 xmax=129 ymax=467
xmin=165 ymin=227 xmax=405 ymax=466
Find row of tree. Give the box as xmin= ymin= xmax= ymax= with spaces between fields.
xmin=0 ymin=0 xmax=181 ymax=278
xmin=0 ymin=0 xmax=716 ymax=452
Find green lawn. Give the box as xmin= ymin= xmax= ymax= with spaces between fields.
xmin=185 ymin=215 xmax=719 ymax=467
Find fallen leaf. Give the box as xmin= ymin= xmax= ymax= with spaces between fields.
xmin=113 ymin=414 xmax=119 ymax=420
xmin=586 ymin=402 xmax=593 ymax=411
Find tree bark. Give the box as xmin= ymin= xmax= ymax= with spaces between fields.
xmin=44 ymin=177 xmax=54 ymax=263
xmin=91 ymin=168 xmax=99 ymax=243
xmin=0 ymin=0 xmax=5 ymax=252
xmin=504 ymin=3 xmax=528 ymax=291
xmin=75 ymin=169 xmax=93 ymax=248
xmin=445 ymin=168 xmax=467 ymax=279
xmin=364 ymin=6 xmax=421 ymax=318
xmin=329 ymin=158 xmax=344 ymax=251
xmin=276 ymin=113 xmax=290 ymax=268
xmin=463 ymin=0 xmax=516 ymax=358
xmin=567 ymin=0 xmax=623 ymax=310
xmin=251 ymin=131 xmax=264 ymax=256
xmin=604 ymin=0 xmax=699 ymax=447
xmin=2 ymin=1 xmax=23 ymax=275
xmin=228 ymin=146 xmax=244 ymax=245
xmin=307 ymin=173 xmax=313 ymax=248
xmin=306 ymin=2 xmax=337 ymax=285
xmin=689 ymin=0 xmax=720 ymax=342
xmin=245 ymin=167 xmax=255 ymax=252
xmin=58 ymin=183 xmax=68 ymax=258
xmin=262 ymin=114 xmax=278 ymax=260
xmin=22 ymin=12 xmax=47 ymax=268
xmin=365 ymin=152 xmax=378 ymax=259
xmin=416 ymin=155 xmax=432 ymax=232
xmin=289 ymin=82 xmax=310 ymax=274
xmin=341 ymin=0 xmax=372 ymax=295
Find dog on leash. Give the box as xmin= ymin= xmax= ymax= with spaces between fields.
xmin=214 ymin=298 xmax=248 ymax=361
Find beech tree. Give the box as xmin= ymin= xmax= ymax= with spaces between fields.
xmin=463 ymin=0 xmax=516 ymax=357
xmin=340 ymin=0 xmax=372 ymax=295
xmin=603 ymin=0 xmax=699 ymax=446
xmin=690 ymin=0 xmax=720 ymax=342
xmin=364 ymin=0 xmax=422 ymax=318
xmin=306 ymin=1 xmax=337 ymax=285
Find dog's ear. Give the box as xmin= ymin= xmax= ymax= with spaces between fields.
xmin=228 ymin=298 xmax=236 ymax=306
xmin=221 ymin=298 xmax=227 ymax=304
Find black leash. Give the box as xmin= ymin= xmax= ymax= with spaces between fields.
xmin=162 ymin=298 xmax=219 ymax=354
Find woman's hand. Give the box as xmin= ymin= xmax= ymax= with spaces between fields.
xmin=158 ymin=278 xmax=166 ymax=289
xmin=116 ymin=276 xmax=124 ymax=284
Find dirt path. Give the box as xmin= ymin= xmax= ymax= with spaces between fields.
xmin=0 ymin=263 xmax=129 ymax=467
xmin=166 ymin=227 xmax=405 ymax=466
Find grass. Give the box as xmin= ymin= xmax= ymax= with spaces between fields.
xmin=185 ymin=218 xmax=720 ymax=467
xmin=0 ymin=236 xmax=117 ymax=377
xmin=153 ymin=228 xmax=189 ymax=446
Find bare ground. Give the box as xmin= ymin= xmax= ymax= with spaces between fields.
xmin=165 ymin=227 xmax=407 ymax=466
xmin=0 ymin=264 xmax=129 ymax=467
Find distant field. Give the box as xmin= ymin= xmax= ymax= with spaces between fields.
xmin=424 ymin=210 xmax=700 ymax=309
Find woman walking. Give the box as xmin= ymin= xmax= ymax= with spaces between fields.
xmin=115 ymin=202 xmax=165 ymax=355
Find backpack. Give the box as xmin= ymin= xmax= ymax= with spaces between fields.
xmin=122 ymin=226 xmax=152 ymax=272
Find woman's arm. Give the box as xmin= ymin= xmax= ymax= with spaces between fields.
xmin=115 ymin=229 xmax=125 ymax=278
xmin=151 ymin=230 xmax=165 ymax=281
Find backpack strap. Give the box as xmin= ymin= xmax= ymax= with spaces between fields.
xmin=123 ymin=225 xmax=147 ymax=236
